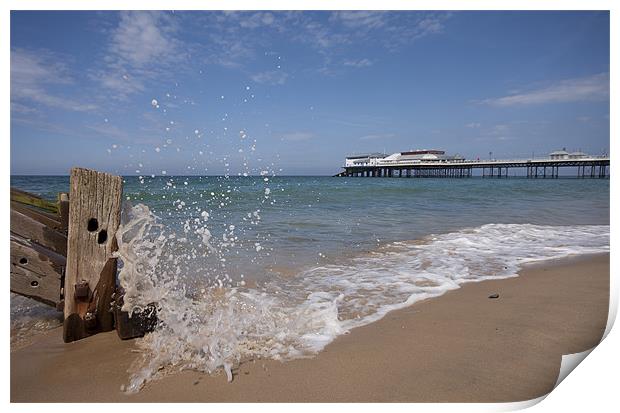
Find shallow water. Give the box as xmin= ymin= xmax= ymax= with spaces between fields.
xmin=10 ymin=175 xmax=610 ymax=390
xmin=11 ymin=175 xmax=610 ymax=280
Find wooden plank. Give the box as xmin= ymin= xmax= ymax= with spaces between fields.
xmin=11 ymin=187 xmax=59 ymax=214
xmin=10 ymin=209 xmax=67 ymax=256
xmin=10 ymin=234 xmax=64 ymax=307
xmin=63 ymin=168 xmax=123 ymax=343
xmin=58 ymin=193 xmax=70 ymax=233
xmin=11 ymin=201 xmax=62 ymax=231
xmin=113 ymin=288 xmax=158 ymax=340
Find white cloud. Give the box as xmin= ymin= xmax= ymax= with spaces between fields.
xmin=343 ymin=58 xmax=373 ymax=68
xmin=330 ymin=11 xmax=387 ymax=29
xmin=84 ymin=123 xmax=160 ymax=145
xmin=384 ymin=13 xmax=451 ymax=50
xmin=301 ymin=12 xmax=450 ymax=73
xmin=359 ymin=133 xmax=395 ymax=141
xmin=251 ymin=70 xmax=289 ymax=85
xmin=11 ymin=116 xmax=90 ymax=138
xmin=481 ymin=73 xmax=609 ymax=106
xmin=205 ymin=32 xmax=255 ymax=68
xmin=281 ymin=132 xmax=314 ymax=142
xmin=15 ymin=88 xmax=97 ymax=112
xmin=11 ymin=48 xmax=97 ymax=112
xmin=93 ymin=11 xmax=181 ymax=98
xmin=96 ymin=71 xmax=145 ymax=96
xmin=11 ymin=49 xmax=71 ymax=85
xmin=239 ymin=12 xmax=276 ymax=28
xmin=491 ymin=124 xmax=509 ymax=134
xmin=466 ymin=122 xmax=481 ymax=128
xmin=111 ymin=11 xmax=176 ymax=68
xmin=414 ymin=16 xmax=446 ymax=36
xmin=299 ymin=20 xmax=350 ymax=49
xmin=186 ymin=12 xmax=450 ymax=76
xmin=11 ymin=102 xmax=38 ymax=115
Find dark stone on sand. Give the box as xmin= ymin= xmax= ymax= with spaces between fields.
xmin=488 ymin=293 xmax=500 ymax=299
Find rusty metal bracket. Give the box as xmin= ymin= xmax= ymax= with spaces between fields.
xmin=74 ymin=281 xmax=90 ymax=301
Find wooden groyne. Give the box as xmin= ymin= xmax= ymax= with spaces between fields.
xmin=10 ymin=188 xmax=68 ymax=309
xmin=336 ymin=157 xmax=610 ymax=179
xmin=10 ymin=167 xmax=155 ymax=343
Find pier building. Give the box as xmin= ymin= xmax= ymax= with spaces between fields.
xmin=336 ymin=149 xmax=609 ymax=179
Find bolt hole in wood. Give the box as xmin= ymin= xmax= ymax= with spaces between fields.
xmin=19 ymin=257 xmax=28 ymax=265
xmin=97 ymin=230 xmax=107 ymax=244
xmin=87 ymin=218 xmax=99 ymax=232
xmin=30 ymin=280 xmax=39 ymax=288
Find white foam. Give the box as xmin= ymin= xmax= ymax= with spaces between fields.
xmin=116 ymin=209 xmax=609 ymax=393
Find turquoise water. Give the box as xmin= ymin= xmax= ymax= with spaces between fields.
xmin=10 ymin=175 xmax=610 ymax=389
xmin=10 ymin=175 xmax=610 ymax=280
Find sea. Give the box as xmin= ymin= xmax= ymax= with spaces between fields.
xmin=10 ymin=175 xmax=610 ymax=391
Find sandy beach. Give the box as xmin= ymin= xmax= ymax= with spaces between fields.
xmin=10 ymin=253 xmax=609 ymax=403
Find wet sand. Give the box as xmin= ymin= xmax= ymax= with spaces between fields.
xmin=11 ymin=253 xmax=609 ymax=403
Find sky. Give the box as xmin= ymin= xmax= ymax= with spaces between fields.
xmin=10 ymin=10 xmax=610 ymax=175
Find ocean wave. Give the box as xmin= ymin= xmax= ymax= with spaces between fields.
xmin=116 ymin=204 xmax=609 ymax=393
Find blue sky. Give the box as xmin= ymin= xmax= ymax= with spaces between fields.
xmin=10 ymin=11 xmax=610 ymax=175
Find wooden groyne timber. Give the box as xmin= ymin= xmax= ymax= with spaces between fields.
xmin=10 ymin=167 xmax=155 ymax=343
xmin=10 ymin=188 xmax=68 ymax=309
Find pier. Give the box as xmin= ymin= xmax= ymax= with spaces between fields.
xmin=336 ymin=157 xmax=610 ymax=179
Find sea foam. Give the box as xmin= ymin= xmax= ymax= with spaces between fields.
xmin=116 ymin=204 xmax=609 ymax=393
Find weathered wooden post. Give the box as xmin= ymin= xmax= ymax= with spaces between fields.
xmin=58 ymin=192 xmax=69 ymax=233
xmin=63 ymin=168 xmax=123 ymax=343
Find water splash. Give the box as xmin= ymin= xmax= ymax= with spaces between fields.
xmin=115 ymin=206 xmax=609 ymax=393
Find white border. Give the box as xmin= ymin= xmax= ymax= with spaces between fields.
xmin=2 ymin=1 xmax=616 ymax=412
